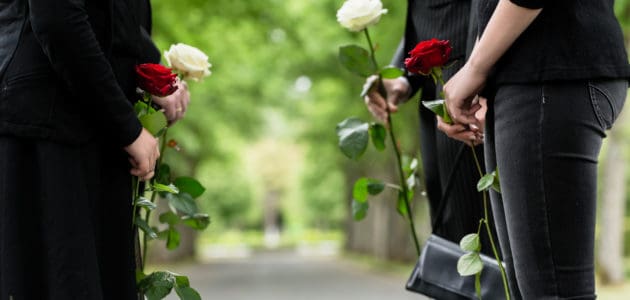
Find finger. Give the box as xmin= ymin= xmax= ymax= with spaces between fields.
xmin=365 ymin=91 xmax=388 ymax=111
xmin=140 ymin=171 xmax=155 ymax=182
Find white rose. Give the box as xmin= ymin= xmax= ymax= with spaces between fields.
xmin=336 ymin=0 xmax=388 ymax=32
xmin=164 ymin=43 xmax=212 ymax=82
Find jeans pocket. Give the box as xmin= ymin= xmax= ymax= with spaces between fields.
xmin=588 ymin=79 xmax=627 ymax=130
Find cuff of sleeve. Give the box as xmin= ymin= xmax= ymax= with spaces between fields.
xmin=114 ymin=112 xmax=143 ymax=147
xmin=509 ymin=0 xmax=544 ymax=9
xmin=406 ymin=74 xmax=426 ymax=96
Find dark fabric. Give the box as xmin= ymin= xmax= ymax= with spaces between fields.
xmin=484 ymin=79 xmax=627 ymax=299
xmin=477 ymin=0 xmax=630 ymax=85
xmin=0 ymin=0 xmax=158 ymax=299
xmin=0 ymin=0 xmax=143 ymax=147
xmin=0 ymin=137 xmax=137 ymax=300
xmin=510 ymin=0 xmax=545 ymax=9
xmin=393 ymin=0 xmax=493 ymax=255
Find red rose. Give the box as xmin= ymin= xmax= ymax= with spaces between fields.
xmin=135 ymin=63 xmax=178 ymax=97
xmin=404 ymin=39 xmax=452 ymax=75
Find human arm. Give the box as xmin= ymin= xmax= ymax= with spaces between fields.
xmin=28 ymin=0 xmax=158 ymax=177
xmin=443 ymin=0 xmax=542 ymax=125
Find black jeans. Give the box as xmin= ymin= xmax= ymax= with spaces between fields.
xmin=484 ymin=79 xmax=627 ymax=299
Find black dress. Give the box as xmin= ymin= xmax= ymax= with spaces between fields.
xmin=0 ymin=0 xmax=158 ymax=299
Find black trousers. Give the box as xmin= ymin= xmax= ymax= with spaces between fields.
xmin=0 ymin=137 xmax=137 ymax=300
xmin=485 ymin=79 xmax=627 ymax=299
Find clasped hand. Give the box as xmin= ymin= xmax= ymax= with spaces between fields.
xmin=441 ymin=62 xmax=488 ymax=146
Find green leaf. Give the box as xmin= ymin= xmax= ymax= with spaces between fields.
xmin=134 ymin=101 xmax=149 ymax=117
xmin=175 ymin=286 xmax=202 ymax=300
xmin=492 ymin=169 xmax=501 ymax=194
xmin=422 ymin=99 xmax=452 ymax=124
xmin=182 ymin=213 xmax=211 ymax=230
xmin=135 ymin=218 xmax=158 ymax=239
xmin=457 ymin=252 xmax=484 ymax=276
xmin=166 ymin=193 xmax=199 ymax=216
xmin=136 ymin=269 xmax=147 ymax=284
xmin=380 ymin=66 xmax=404 ymax=79
xmin=137 ymin=271 xmax=176 ymax=300
xmin=135 ymin=197 xmax=157 ymax=211
xmin=338 ymin=45 xmax=377 ymax=77
xmin=336 ymin=118 xmax=370 ymax=160
xmin=166 ymin=227 xmax=181 ymax=250
xmin=174 ymin=176 xmax=206 ymax=199
xmin=159 ymin=211 xmax=180 ymax=226
xmin=459 ymin=233 xmax=481 ymax=252
xmin=139 ymin=110 xmax=168 ymax=136
xmin=369 ymin=123 xmax=387 ymax=151
xmin=367 ymin=181 xmax=385 ymax=196
xmin=353 ymin=178 xmax=385 ymax=202
xmin=156 ymin=163 xmax=171 ymax=185
xmin=396 ymin=191 xmax=412 ymax=217
xmin=351 ymin=199 xmax=369 ymax=221
xmin=477 ymin=173 xmax=495 ymax=192
xmin=174 ymin=274 xmax=190 ymax=287
xmin=153 ymin=183 xmax=179 ymax=194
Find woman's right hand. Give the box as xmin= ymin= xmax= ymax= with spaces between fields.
xmin=437 ymin=97 xmax=487 ymax=146
xmin=443 ymin=62 xmax=487 ymax=126
xmin=124 ymin=128 xmax=160 ymax=181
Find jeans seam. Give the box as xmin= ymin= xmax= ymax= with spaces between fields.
xmin=587 ymin=82 xmax=608 ymax=130
xmin=540 ymin=85 xmax=561 ymax=299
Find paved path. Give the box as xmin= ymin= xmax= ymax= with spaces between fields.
xmin=164 ymin=251 xmax=428 ymax=300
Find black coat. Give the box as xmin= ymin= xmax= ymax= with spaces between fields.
xmin=0 ymin=0 xmax=157 ymax=146
xmin=0 ymin=1 xmax=159 ymax=299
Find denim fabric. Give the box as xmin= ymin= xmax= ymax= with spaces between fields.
xmin=484 ymin=79 xmax=627 ymax=299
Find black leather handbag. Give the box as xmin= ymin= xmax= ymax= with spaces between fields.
xmin=405 ymin=145 xmax=506 ymax=300
xmin=406 ymin=234 xmax=505 ymax=299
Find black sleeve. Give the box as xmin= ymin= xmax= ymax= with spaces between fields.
xmin=509 ymin=0 xmax=544 ymax=9
xmin=28 ymin=0 xmax=142 ymax=147
xmin=139 ymin=27 xmax=161 ymax=64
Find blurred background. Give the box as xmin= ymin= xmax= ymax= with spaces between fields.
xmin=146 ymin=0 xmax=630 ymax=298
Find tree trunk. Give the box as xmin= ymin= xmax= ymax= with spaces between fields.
xmin=596 ymin=109 xmax=628 ymax=285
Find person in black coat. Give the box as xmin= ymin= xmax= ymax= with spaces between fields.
xmin=364 ymin=0 xmax=492 ymax=253
xmin=0 ymin=0 xmax=186 ymax=298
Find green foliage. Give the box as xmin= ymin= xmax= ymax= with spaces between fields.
xmin=460 ymin=233 xmax=481 ymax=252
xmin=339 ymin=45 xmax=378 ymax=76
xmin=457 ymin=252 xmax=484 ymax=277
xmin=352 ymin=199 xmax=369 ymax=221
xmin=336 ymin=118 xmax=370 ymax=160
xmin=137 ymin=271 xmax=201 ymax=300
xmin=369 ymin=123 xmax=387 ymax=151
xmin=380 ymin=67 xmax=404 ymax=79
xmin=422 ymin=99 xmax=452 ymax=124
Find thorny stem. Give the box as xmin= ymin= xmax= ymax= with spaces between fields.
xmin=364 ymin=28 xmax=421 ymax=256
xmin=470 ymin=146 xmax=511 ymax=300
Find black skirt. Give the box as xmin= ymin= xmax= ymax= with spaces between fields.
xmin=0 ymin=136 xmax=137 ymax=300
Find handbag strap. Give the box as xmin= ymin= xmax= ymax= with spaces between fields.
xmin=430 ymin=143 xmax=467 ymax=233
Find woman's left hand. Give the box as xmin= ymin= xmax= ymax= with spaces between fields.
xmin=152 ymin=78 xmax=191 ymax=125
xmin=443 ymin=62 xmax=487 ymax=126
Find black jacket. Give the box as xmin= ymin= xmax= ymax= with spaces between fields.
xmin=0 ymin=0 xmax=156 ymax=146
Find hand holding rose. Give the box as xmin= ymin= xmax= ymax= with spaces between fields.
xmin=363 ymin=75 xmax=411 ymax=124
xmin=152 ymin=78 xmax=190 ymax=125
